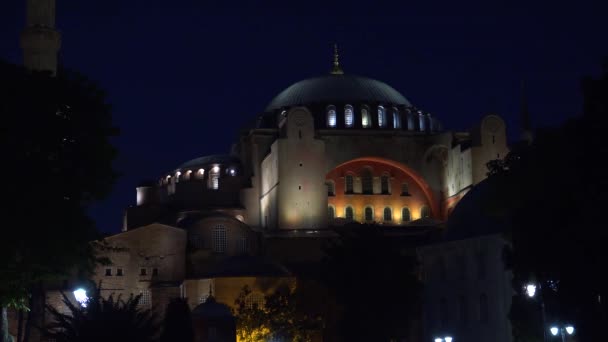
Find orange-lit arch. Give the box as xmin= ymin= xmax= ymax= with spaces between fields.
xmin=328 ymin=156 xmax=439 ymax=220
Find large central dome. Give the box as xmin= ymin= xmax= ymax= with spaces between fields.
xmin=265 ymin=73 xmax=411 ymax=112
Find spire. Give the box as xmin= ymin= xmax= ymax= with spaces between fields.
xmin=331 ymin=43 xmax=344 ymax=75
xmin=21 ymin=0 xmax=61 ymax=75
xmin=520 ymin=80 xmax=533 ymax=144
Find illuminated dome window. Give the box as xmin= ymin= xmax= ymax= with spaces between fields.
xmin=327 ymin=105 xmax=337 ymax=127
xmin=344 ymin=104 xmax=354 ymax=127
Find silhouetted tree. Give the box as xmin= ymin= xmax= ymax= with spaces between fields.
xmin=0 ymin=61 xmax=118 ymax=341
xmin=486 ymin=59 xmax=608 ymax=341
xmin=320 ymin=224 xmax=422 ymax=342
xmin=43 ymin=286 xmax=159 ymax=342
xmin=160 ymin=298 xmax=193 ymax=342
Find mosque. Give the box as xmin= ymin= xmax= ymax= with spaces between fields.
xmin=15 ymin=1 xmax=515 ymax=341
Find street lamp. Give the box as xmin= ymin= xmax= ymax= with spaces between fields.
xmin=524 ymin=282 xmax=548 ymax=342
xmin=73 ymin=288 xmax=88 ymax=307
xmin=525 ymin=284 xmax=537 ymax=298
xmin=549 ymin=325 xmax=574 ymax=342
xmin=434 ymin=336 xmax=453 ymax=342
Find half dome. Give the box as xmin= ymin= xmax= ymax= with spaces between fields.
xmin=265 ymin=74 xmax=411 ymax=112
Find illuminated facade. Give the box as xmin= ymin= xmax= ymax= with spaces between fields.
xmin=110 ymin=49 xmax=509 ymax=323
xmin=13 ymin=2 xmax=512 ymax=338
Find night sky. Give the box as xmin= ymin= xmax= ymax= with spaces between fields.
xmin=1 ymin=0 xmax=606 ymax=234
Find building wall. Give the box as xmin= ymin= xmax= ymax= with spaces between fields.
xmin=471 ymin=115 xmax=509 ymax=185
xmin=319 ymin=131 xmax=452 ymax=197
xmin=275 ymin=108 xmax=327 ymax=230
xmin=260 ymin=141 xmax=279 ymax=230
xmin=419 ymin=234 xmax=513 ymax=342
xmin=93 ymin=223 xmax=187 ymax=304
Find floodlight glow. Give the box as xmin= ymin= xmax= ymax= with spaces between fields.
xmin=73 ymin=288 xmax=88 ymax=307
xmin=525 ymin=284 xmax=537 ymax=297
xmin=434 ymin=339 xmax=442 ymax=342
xmin=565 ymin=326 xmax=574 ymax=335
xmin=444 ymin=337 xmax=453 ymax=342
xmin=550 ymin=327 xmax=559 ymax=336
xmin=212 ymin=166 xmax=220 ymax=173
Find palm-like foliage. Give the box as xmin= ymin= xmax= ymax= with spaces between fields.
xmin=44 ymin=287 xmax=159 ymax=342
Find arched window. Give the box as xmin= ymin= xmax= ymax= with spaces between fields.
xmin=381 ymin=174 xmax=389 ymax=194
xmin=401 ymin=207 xmax=411 ymax=222
xmin=406 ymin=110 xmax=415 ymax=130
xmin=420 ymin=205 xmax=431 ymax=219
xmin=212 ymin=224 xmax=227 ymax=253
xmin=238 ymin=235 xmax=248 ymax=254
xmin=364 ymin=207 xmax=373 ymax=221
xmin=344 ymin=105 xmax=354 ymax=128
xmin=418 ymin=111 xmax=426 ymax=131
xmin=479 ymin=293 xmax=489 ymax=323
xmin=326 ymin=106 xmax=337 ymax=127
xmin=361 ymin=168 xmax=373 ymax=194
xmin=361 ymin=107 xmax=371 ymax=128
xmin=378 ymin=106 xmax=386 ymax=127
xmin=190 ymin=233 xmax=204 ymax=249
xmin=209 ymin=166 xmax=220 ymax=190
xmin=383 ymin=207 xmax=392 ymax=221
xmin=327 ymin=181 xmax=335 ymax=196
xmin=345 ymin=175 xmax=354 ymax=194
xmin=246 ymin=292 xmax=265 ymax=309
xmin=345 ymin=206 xmax=354 ymax=220
xmin=392 ymin=108 xmax=401 ymax=129
xmin=328 ymin=206 xmax=335 ymax=219
xmin=401 ymin=182 xmax=409 ymax=195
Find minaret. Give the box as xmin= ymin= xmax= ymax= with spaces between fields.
xmin=20 ymin=0 xmax=61 ymax=75
xmin=330 ymin=44 xmax=343 ymax=75
xmin=520 ymin=80 xmax=533 ymax=144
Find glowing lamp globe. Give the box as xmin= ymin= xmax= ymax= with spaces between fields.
xmin=525 ymin=284 xmax=537 ymax=297
xmin=445 ymin=337 xmax=453 ymax=342
xmin=565 ymin=326 xmax=574 ymax=335
xmin=550 ymin=327 xmax=559 ymax=336
xmin=73 ymin=288 xmax=88 ymax=307
xmin=435 ymin=338 xmax=443 ymax=342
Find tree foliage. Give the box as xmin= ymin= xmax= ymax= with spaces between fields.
xmin=160 ymin=298 xmax=193 ymax=342
xmin=233 ymin=285 xmax=319 ymax=342
xmin=0 ymin=61 xmax=118 ymax=340
xmin=320 ymin=224 xmax=422 ymax=341
xmin=486 ymin=59 xmax=608 ymax=341
xmin=44 ymin=286 xmax=159 ymax=342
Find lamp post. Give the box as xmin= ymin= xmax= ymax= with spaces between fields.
xmin=549 ymin=325 xmax=574 ymax=342
xmin=525 ymin=282 xmax=548 ymax=342
xmin=434 ymin=336 xmax=453 ymax=342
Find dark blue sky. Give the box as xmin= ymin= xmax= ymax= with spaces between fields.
xmin=1 ymin=0 xmax=606 ymax=233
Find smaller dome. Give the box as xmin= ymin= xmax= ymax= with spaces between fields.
xmin=177 ymin=154 xmax=241 ymax=171
xmin=446 ymin=179 xmax=508 ymax=241
xmin=191 ymin=297 xmax=233 ymax=318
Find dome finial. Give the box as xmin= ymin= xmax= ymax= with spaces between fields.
xmin=331 ymin=43 xmax=344 ymax=75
